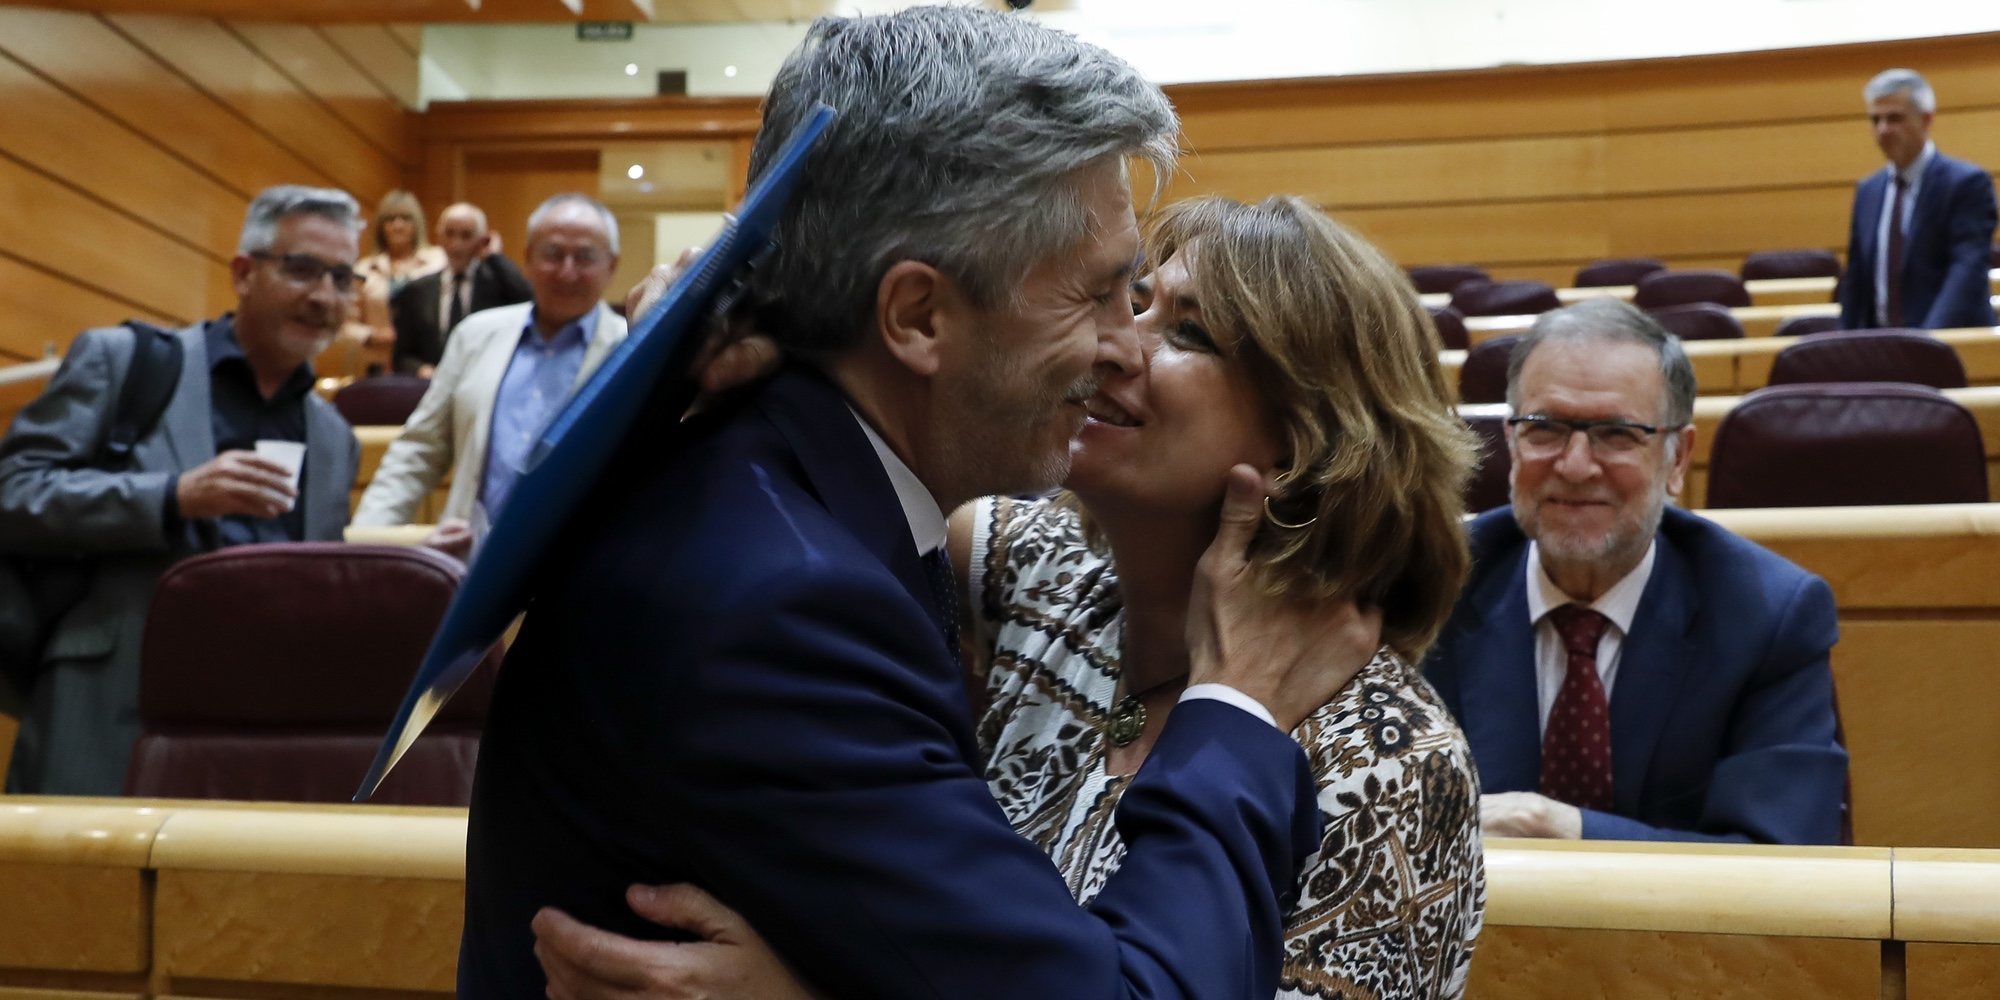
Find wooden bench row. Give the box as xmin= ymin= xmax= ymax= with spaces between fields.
xmin=0 ymin=799 xmax=1993 ymax=999
xmin=1416 ymin=267 xmax=2000 ymax=312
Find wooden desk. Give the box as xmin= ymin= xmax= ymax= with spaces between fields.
xmin=1419 ymin=267 xmax=2000 ymax=311
xmin=3 ymin=801 xmax=1997 ymax=1000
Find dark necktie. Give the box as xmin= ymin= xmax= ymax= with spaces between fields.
xmin=920 ymin=547 xmax=960 ymax=665
xmin=1885 ymin=175 xmax=1907 ymax=325
xmin=1540 ymin=604 xmax=1614 ymax=812
xmin=446 ymin=270 xmax=470 ymax=332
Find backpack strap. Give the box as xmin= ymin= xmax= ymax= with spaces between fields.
xmin=103 ymin=321 xmax=186 ymax=464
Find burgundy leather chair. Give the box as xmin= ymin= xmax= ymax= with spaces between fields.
xmin=1707 ymin=383 xmax=1987 ymax=508
xmin=1773 ymin=315 xmax=1844 ymax=339
xmin=1428 ymin=304 xmax=1469 ymax=351
xmin=1451 ymin=280 xmax=1561 ymax=318
xmin=1767 ymin=330 xmax=1967 ymax=389
xmin=1741 ymin=249 xmax=1842 ymax=282
xmin=333 ymin=375 xmax=431 ymax=427
xmin=1633 ymin=269 xmax=1752 ymax=310
xmin=125 ymin=543 xmax=502 ymax=805
xmin=1458 ymin=334 xmax=1519 ymax=404
xmin=1649 ymin=302 xmax=1744 ymax=341
xmin=1407 ymin=264 xmax=1489 ymax=296
xmin=1573 ymin=257 xmax=1665 ymax=288
xmin=1462 ymin=410 xmax=1512 ymax=513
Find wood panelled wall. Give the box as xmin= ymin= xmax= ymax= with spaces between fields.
xmin=0 ymin=7 xmax=419 ymax=367
xmin=1165 ymin=33 xmax=2000 ymax=287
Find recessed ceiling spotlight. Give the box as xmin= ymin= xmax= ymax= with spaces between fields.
xmin=724 ymin=65 xmax=738 ymax=78
xmin=627 ymin=164 xmax=645 ymax=180
xmin=624 ymin=63 xmax=639 ymax=76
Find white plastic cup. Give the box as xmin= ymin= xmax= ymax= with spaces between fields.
xmin=254 ymin=439 xmax=305 ymax=511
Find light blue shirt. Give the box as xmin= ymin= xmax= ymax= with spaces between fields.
xmin=480 ymin=306 xmax=597 ymax=522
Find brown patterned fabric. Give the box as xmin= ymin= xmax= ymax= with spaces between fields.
xmin=972 ymin=497 xmax=1485 ymax=999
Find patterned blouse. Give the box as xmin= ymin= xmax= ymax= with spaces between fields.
xmin=969 ymin=497 xmax=1486 ymax=999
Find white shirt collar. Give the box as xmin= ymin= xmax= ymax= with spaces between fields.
xmin=1891 ymin=141 xmax=1937 ymax=186
xmin=1525 ymin=539 xmax=1657 ymax=637
xmin=846 ymin=405 xmax=947 ymax=556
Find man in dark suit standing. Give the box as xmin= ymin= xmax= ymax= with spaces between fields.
xmin=1838 ymin=68 xmax=1997 ymax=330
xmin=1425 ymin=300 xmax=1847 ymax=844
xmin=458 ymin=8 xmax=1382 ymax=999
xmin=389 ymin=202 xmax=532 ymax=375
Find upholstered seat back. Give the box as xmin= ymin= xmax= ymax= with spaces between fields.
xmin=1452 ymin=280 xmax=1561 ymax=318
xmin=1458 ymin=334 xmax=1521 ymax=404
xmin=1408 ymin=264 xmax=1489 ymax=296
xmin=1574 ymin=258 xmax=1665 ymax=288
xmin=1707 ymin=384 xmax=1987 ymax=508
xmin=332 ymin=375 xmax=432 ymax=427
xmin=1633 ymin=269 xmax=1752 ymax=309
xmin=1767 ymin=330 xmax=1967 ymax=390
xmin=1649 ymin=302 xmax=1745 ymax=341
xmin=1741 ymin=249 xmax=1841 ymax=281
xmin=126 ymin=543 xmax=500 ymax=805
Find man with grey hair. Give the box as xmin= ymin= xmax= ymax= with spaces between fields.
xmin=1838 ymin=67 xmax=1996 ymax=330
xmin=459 ymin=7 xmax=1378 ymax=999
xmin=389 ymin=201 xmax=533 ymax=376
xmin=0 ymin=184 xmax=362 ymax=794
xmin=1424 ymin=299 xmax=1847 ymax=844
xmin=354 ymin=192 xmax=627 ymax=556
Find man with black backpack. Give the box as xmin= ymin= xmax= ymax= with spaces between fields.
xmin=0 ymin=185 xmax=363 ymax=795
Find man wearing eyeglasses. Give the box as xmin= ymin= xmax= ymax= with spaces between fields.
xmin=1424 ymin=299 xmax=1847 ymax=844
xmin=0 ymin=185 xmax=363 ymax=795
xmin=354 ymin=193 xmax=628 ymax=558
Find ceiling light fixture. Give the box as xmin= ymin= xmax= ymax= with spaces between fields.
xmin=625 ymin=63 xmax=639 ymax=76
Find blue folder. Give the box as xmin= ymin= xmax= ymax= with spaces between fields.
xmin=355 ymin=105 xmax=835 ymax=801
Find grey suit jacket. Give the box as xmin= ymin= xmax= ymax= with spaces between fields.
xmin=0 ymin=320 xmax=359 ymax=795
xmin=352 ymin=301 xmax=627 ymax=528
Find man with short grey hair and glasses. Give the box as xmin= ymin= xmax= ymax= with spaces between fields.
xmin=1424 ymin=298 xmax=1847 ymax=845
xmin=0 ymin=185 xmax=361 ymax=795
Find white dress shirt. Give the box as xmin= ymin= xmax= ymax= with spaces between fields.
xmin=847 ymin=408 xmax=1277 ymax=729
xmin=1524 ymin=540 xmax=1657 ymax=736
xmin=1875 ymin=140 xmax=1938 ymax=325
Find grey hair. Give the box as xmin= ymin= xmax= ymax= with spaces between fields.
xmin=742 ymin=5 xmax=1178 ymax=358
xmin=1865 ymin=68 xmax=1937 ymax=114
xmin=237 ymin=185 xmax=361 ymax=255
xmin=441 ymin=202 xmax=491 ymax=234
xmin=1506 ymin=298 xmax=1697 ymax=436
xmin=526 ymin=193 xmax=620 ymax=256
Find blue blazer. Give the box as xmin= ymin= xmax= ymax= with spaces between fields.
xmin=1422 ymin=506 xmax=1847 ymax=844
xmin=458 ymin=367 xmax=1321 ymax=998
xmin=1839 ymin=151 xmax=1997 ymax=330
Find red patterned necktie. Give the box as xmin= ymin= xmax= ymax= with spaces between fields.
xmin=1540 ymin=604 xmax=1614 ymax=811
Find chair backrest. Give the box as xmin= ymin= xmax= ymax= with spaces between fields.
xmin=1451 ymin=280 xmax=1561 ymax=318
xmin=126 ymin=543 xmax=503 ymax=805
xmin=1407 ymin=264 xmax=1489 ymax=296
xmin=1991 ymin=243 xmax=1999 ymax=268
xmin=1633 ymin=269 xmax=1752 ymax=309
xmin=1458 ymin=334 xmax=1520 ymax=404
xmin=332 ymin=375 xmax=432 ymax=427
xmin=1767 ymin=330 xmax=1967 ymax=389
xmin=1741 ymin=249 xmax=1842 ymax=282
xmin=1573 ymin=257 xmax=1665 ymax=288
xmin=1428 ymin=304 xmax=1469 ymax=351
xmin=1707 ymin=383 xmax=1987 ymax=508
xmin=1462 ymin=410 xmax=1512 ymax=514
xmin=1649 ymin=302 xmax=1744 ymax=341
xmin=1773 ymin=315 xmax=1845 ymax=339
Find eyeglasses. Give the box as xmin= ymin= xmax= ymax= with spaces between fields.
xmin=251 ymin=251 xmax=358 ymax=293
xmin=1506 ymin=414 xmax=1681 ymax=459
xmin=530 ymin=244 xmax=607 ymax=269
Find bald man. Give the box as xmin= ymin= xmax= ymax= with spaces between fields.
xmin=389 ymin=202 xmax=534 ymax=375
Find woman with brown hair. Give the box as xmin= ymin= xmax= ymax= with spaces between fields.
xmin=535 ymin=196 xmax=1486 ymax=1000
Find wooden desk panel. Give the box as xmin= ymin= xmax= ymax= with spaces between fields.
xmin=1907 ymin=943 xmax=2000 ymax=1000
xmin=0 ymin=863 xmax=149 ymax=975
xmin=1467 ymin=928 xmax=1878 ymax=1000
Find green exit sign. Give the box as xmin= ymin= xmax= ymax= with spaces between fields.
xmin=577 ymin=21 xmax=634 ymax=42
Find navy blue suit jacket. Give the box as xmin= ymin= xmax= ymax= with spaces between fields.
xmin=1422 ymin=506 xmax=1847 ymax=844
xmin=1839 ymin=151 xmax=1997 ymax=330
xmin=458 ymin=367 xmax=1322 ymax=998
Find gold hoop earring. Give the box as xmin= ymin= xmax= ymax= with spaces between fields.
xmin=1262 ymin=495 xmax=1318 ymax=530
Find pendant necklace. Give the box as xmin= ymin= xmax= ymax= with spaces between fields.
xmin=1107 ymin=671 xmax=1191 ymax=747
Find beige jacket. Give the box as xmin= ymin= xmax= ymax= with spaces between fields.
xmin=352 ymin=301 xmax=626 ymax=527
